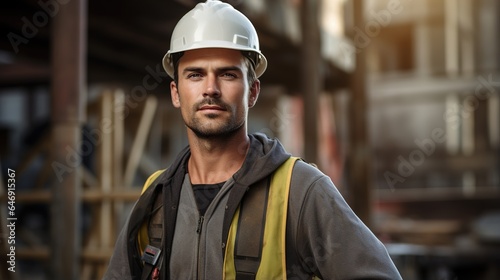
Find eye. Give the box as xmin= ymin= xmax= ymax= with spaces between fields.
xmin=187 ymin=73 xmax=203 ymax=80
xmin=220 ymin=72 xmax=238 ymax=79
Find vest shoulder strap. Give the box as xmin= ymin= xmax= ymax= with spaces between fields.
xmin=138 ymin=170 xmax=167 ymax=280
xmin=138 ymin=169 xmax=166 ymax=253
xmin=224 ymin=156 xmax=299 ymax=280
xmin=233 ymin=176 xmax=270 ymax=280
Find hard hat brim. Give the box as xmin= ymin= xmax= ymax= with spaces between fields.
xmin=162 ymin=45 xmax=267 ymax=79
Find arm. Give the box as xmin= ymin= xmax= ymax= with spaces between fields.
xmin=102 ymin=217 xmax=133 ymax=280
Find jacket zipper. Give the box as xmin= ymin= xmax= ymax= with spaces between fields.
xmin=196 ymin=216 xmax=204 ymax=234
xmin=195 ymin=215 xmax=204 ymax=279
xmin=194 ymin=180 xmax=232 ymax=279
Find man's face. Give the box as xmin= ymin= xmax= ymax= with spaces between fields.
xmin=170 ymin=48 xmax=260 ymax=139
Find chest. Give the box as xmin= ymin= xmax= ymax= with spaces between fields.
xmin=169 ymin=176 xmax=231 ymax=279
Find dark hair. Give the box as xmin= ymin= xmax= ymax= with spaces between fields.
xmin=242 ymin=51 xmax=258 ymax=87
xmin=171 ymin=51 xmax=258 ymax=87
xmin=171 ymin=52 xmax=184 ymax=85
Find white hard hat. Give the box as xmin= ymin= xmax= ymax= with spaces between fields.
xmin=162 ymin=0 xmax=267 ymax=79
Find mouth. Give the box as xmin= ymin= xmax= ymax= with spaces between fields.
xmin=199 ymin=105 xmax=225 ymax=111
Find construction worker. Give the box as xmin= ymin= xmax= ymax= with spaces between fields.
xmin=104 ymin=1 xmax=402 ymax=279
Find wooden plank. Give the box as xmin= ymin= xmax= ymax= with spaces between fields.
xmin=445 ymin=0 xmax=459 ymax=76
xmin=0 ymin=191 xmax=51 ymax=203
xmin=84 ymin=190 xmax=140 ymax=201
xmin=123 ymin=96 xmax=158 ymax=186
xmin=458 ymin=0 xmax=475 ymax=76
xmin=112 ymin=89 xmax=125 ymax=241
xmin=0 ymin=190 xmax=141 ymax=203
xmin=99 ymin=91 xmax=114 ymax=249
xmin=81 ymin=248 xmax=115 ymax=261
xmin=113 ymin=90 xmax=125 ymax=191
xmin=17 ymin=247 xmax=50 ymax=260
xmin=12 ymin=247 xmax=114 ymax=261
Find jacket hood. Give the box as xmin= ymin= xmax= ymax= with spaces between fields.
xmin=159 ymin=133 xmax=290 ymax=187
xmin=232 ymin=133 xmax=291 ymax=186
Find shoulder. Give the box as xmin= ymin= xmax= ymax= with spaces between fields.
xmin=288 ymin=160 xmax=342 ymax=218
xmin=292 ymin=160 xmax=325 ymax=177
xmin=288 ymin=160 xmax=349 ymax=223
xmin=290 ymin=160 xmax=334 ymax=192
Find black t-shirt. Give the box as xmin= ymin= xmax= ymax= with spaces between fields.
xmin=192 ymin=182 xmax=225 ymax=216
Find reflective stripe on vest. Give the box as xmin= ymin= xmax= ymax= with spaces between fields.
xmin=138 ymin=169 xmax=166 ymax=254
xmin=224 ymin=157 xmax=298 ymax=280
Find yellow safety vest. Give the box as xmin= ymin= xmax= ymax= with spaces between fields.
xmin=138 ymin=157 xmax=299 ymax=279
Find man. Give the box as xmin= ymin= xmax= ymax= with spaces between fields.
xmin=104 ymin=1 xmax=402 ymax=279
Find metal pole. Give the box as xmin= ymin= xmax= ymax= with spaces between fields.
xmin=301 ymin=0 xmax=322 ymax=165
xmin=50 ymin=0 xmax=87 ymax=278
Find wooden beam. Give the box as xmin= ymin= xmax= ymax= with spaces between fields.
xmin=50 ymin=0 xmax=87 ymax=279
xmin=81 ymin=249 xmax=115 ymax=261
xmin=17 ymin=247 xmax=50 ymax=260
xmin=458 ymin=0 xmax=475 ymax=76
xmin=112 ymin=89 xmax=126 ymax=241
xmin=445 ymin=0 xmax=459 ymax=76
xmin=83 ymin=190 xmax=141 ymax=202
xmin=99 ymin=91 xmax=114 ymax=250
xmin=123 ymin=96 xmax=158 ymax=186
xmin=0 ymin=191 xmax=51 ymax=203
xmin=346 ymin=0 xmax=372 ymax=227
xmin=14 ymin=247 xmax=115 ymax=262
xmin=0 ymin=190 xmax=141 ymax=203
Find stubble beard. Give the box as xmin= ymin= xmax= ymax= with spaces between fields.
xmin=184 ymin=98 xmax=246 ymax=140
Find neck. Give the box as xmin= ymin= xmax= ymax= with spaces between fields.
xmin=187 ymin=130 xmax=250 ymax=184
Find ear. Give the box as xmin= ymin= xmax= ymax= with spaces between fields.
xmin=248 ymin=79 xmax=260 ymax=108
xmin=170 ymin=81 xmax=181 ymax=108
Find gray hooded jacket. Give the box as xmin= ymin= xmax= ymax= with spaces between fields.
xmin=104 ymin=133 xmax=402 ymax=279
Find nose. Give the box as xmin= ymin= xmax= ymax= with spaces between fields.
xmin=203 ymin=74 xmax=221 ymax=98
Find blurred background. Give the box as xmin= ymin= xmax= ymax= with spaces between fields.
xmin=0 ymin=0 xmax=499 ymax=279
